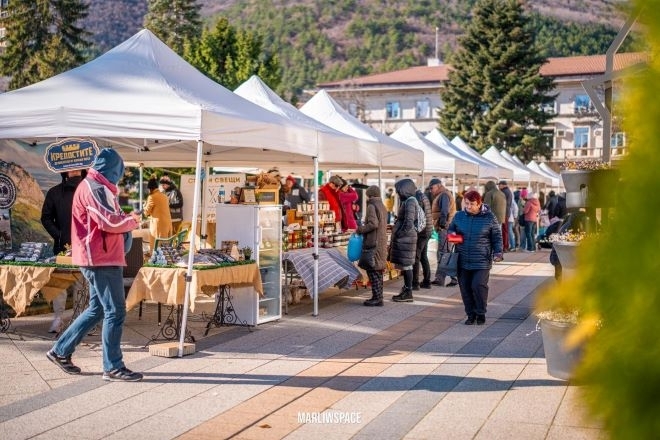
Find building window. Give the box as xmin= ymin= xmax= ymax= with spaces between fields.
xmin=574 ymin=127 xmax=589 ymax=148
xmin=611 ymin=132 xmax=626 ymax=148
xmin=415 ymin=99 xmax=430 ymax=119
xmin=574 ymin=94 xmax=592 ymax=114
xmin=541 ymin=100 xmax=556 ymax=114
xmin=386 ymin=101 xmax=401 ymax=119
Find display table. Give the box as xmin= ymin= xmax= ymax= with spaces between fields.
xmin=125 ymin=264 xmax=263 ymax=311
xmin=282 ymin=248 xmax=361 ymax=298
xmin=0 ymin=265 xmax=86 ymax=333
xmin=125 ymin=264 xmax=263 ymax=341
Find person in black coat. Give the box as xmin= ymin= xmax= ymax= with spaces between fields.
xmin=389 ymin=178 xmax=418 ymax=302
xmin=448 ymin=190 xmax=503 ymax=325
xmin=40 ymin=169 xmax=86 ymax=333
xmin=356 ymin=186 xmax=389 ymax=306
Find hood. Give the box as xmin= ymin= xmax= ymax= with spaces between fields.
xmin=485 ymin=181 xmax=497 ymax=191
xmin=92 ymin=148 xmax=124 ymax=185
xmin=395 ymin=178 xmax=417 ymax=199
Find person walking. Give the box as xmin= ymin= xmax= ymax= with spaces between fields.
xmin=356 ymin=185 xmax=389 ymax=306
xmin=159 ymin=175 xmax=184 ymax=232
xmin=40 ymin=169 xmax=86 ymax=333
xmin=390 ymin=178 xmax=418 ymax=303
xmin=428 ymin=178 xmax=458 ymax=287
xmin=384 ymin=188 xmax=395 ymax=224
xmin=412 ymin=186 xmax=433 ymax=290
xmin=46 ymin=148 xmax=143 ymax=382
xmin=144 ymin=176 xmax=173 ymax=250
xmin=448 ymin=190 xmax=503 ymax=325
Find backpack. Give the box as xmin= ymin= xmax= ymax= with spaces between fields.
xmin=407 ymin=196 xmax=426 ymax=233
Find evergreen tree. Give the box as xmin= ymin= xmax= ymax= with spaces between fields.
xmin=438 ymin=0 xmax=556 ymax=161
xmin=0 ymin=0 xmax=91 ymax=90
xmin=143 ymin=0 xmax=202 ymax=56
xmin=185 ymin=17 xmax=281 ymax=92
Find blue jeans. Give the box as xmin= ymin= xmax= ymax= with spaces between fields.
xmin=524 ymin=221 xmax=536 ymax=251
xmin=52 ymin=266 xmax=126 ymax=372
xmin=508 ymin=221 xmax=516 ymax=249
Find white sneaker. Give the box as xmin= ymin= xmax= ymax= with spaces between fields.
xmin=48 ymin=317 xmax=63 ymax=334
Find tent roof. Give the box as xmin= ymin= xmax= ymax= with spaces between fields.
xmin=449 ymin=136 xmax=514 ymax=181
xmin=300 ymin=90 xmax=424 ymax=170
xmin=390 ymin=123 xmax=475 ymax=175
xmin=482 ymin=147 xmax=550 ymax=185
xmin=527 ymin=160 xmax=562 ymax=188
xmin=234 ymin=75 xmax=381 ymax=168
xmin=499 ymin=150 xmax=552 ymax=185
xmin=0 ymin=29 xmax=339 ymax=167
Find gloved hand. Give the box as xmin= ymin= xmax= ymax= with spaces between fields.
xmin=493 ymin=253 xmax=504 ymax=262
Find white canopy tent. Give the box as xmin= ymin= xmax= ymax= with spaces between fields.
xmin=498 ymin=150 xmax=552 ymax=186
xmin=539 ymin=162 xmax=563 ymax=187
xmin=450 ymin=136 xmax=514 ymax=182
xmin=234 ymin=75 xmax=387 ymax=316
xmin=300 ymin=90 xmax=424 ymax=172
xmin=527 ymin=160 xmax=562 ymax=189
xmin=0 ymin=29 xmax=381 ymax=356
xmin=390 ymin=123 xmax=477 ymax=189
xmin=483 ymin=146 xmax=545 ymax=187
xmin=425 ymin=129 xmax=504 ymax=181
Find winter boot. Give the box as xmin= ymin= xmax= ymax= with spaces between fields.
xmin=392 ymin=287 xmax=413 ymax=303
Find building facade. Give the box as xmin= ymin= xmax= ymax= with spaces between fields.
xmin=317 ymin=53 xmax=646 ymax=166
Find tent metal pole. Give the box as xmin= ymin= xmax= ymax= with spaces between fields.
xmin=178 ymin=139 xmax=204 ymax=357
xmin=313 ymin=157 xmax=319 ymax=317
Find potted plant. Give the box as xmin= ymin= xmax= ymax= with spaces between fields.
xmin=241 ymin=246 xmax=253 ymax=261
xmin=535 ymin=309 xmax=583 ymax=380
xmin=548 ymin=230 xmax=587 ymax=278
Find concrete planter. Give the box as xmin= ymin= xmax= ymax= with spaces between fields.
xmin=552 ymin=241 xmax=579 ymax=278
xmin=560 ymin=170 xmax=590 ymax=208
xmin=560 ymin=169 xmax=618 ymax=208
xmin=540 ymin=318 xmax=583 ymax=380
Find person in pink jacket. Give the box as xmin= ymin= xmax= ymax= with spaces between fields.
xmin=47 ymin=148 xmax=143 ymax=382
xmin=522 ymin=192 xmax=541 ymax=252
xmin=338 ymin=181 xmax=359 ymax=231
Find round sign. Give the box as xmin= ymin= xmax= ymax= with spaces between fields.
xmin=0 ymin=173 xmax=17 ymax=210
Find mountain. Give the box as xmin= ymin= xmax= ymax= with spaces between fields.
xmin=82 ymin=0 xmax=634 ymax=99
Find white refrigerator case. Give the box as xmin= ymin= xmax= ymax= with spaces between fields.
xmin=215 ymin=204 xmax=282 ymax=325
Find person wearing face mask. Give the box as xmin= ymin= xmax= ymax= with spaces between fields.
xmin=40 ymin=169 xmax=86 ymax=333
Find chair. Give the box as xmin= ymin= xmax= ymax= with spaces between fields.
xmin=153 ymin=235 xmax=177 ymax=251
xmin=123 ymin=237 xmax=144 ymax=297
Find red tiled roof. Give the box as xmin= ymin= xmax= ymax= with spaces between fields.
xmin=319 ymin=52 xmax=648 ymax=88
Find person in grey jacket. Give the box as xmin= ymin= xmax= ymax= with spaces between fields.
xmin=412 ymin=187 xmax=434 ymax=290
xmin=389 ymin=178 xmax=418 ymax=302
xmin=356 ymin=186 xmax=389 ymax=306
xmin=483 ymin=180 xmax=507 ymax=252
xmin=448 ymin=190 xmax=503 ymax=325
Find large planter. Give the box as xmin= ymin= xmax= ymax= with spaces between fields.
xmin=560 ymin=170 xmax=590 ymax=208
xmin=540 ymin=318 xmax=584 ymax=380
xmin=552 ymin=241 xmax=579 ymax=277
xmin=560 ymin=169 xmax=619 ymax=208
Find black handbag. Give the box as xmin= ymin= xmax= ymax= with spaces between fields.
xmin=358 ymin=247 xmax=377 ymax=271
xmin=437 ymin=243 xmax=458 ymax=277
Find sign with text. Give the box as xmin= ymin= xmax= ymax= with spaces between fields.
xmin=44 ymin=138 xmax=100 ymax=172
xmin=180 ymin=173 xmax=246 ymax=223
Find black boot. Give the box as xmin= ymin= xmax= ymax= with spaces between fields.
xmin=465 ymin=315 xmax=476 ymax=325
xmin=364 ymin=297 xmax=384 ymax=306
xmin=476 ymin=314 xmax=486 ymax=325
xmin=392 ymin=287 xmax=413 ymax=302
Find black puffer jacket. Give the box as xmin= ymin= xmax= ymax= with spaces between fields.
xmin=448 ymin=204 xmax=503 ymax=270
xmin=356 ymin=196 xmax=388 ymax=270
xmin=389 ymin=178 xmax=418 ymax=266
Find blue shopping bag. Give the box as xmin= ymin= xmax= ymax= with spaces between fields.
xmin=347 ymin=233 xmax=363 ymax=262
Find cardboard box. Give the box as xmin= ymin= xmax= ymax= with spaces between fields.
xmin=149 ymin=342 xmax=195 ymax=357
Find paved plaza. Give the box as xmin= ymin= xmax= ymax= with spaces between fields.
xmin=0 ymin=248 xmax=603 ymax=440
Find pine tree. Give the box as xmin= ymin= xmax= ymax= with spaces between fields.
xmin=0 ymin=0 xmax=91 ymax=90
xmin=143 ymin=0 xmax=202 ymax=56
xmin=185 ymin=17 xmax=281 ymax=92
xmin=438 ymin=0 xmax=556 ymax=161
